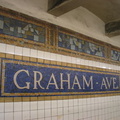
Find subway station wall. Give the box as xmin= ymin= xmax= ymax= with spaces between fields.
xmin=0 ymin=6 xmax=120 ymax=120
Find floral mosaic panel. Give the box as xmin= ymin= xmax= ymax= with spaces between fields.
xmin=111 ymin=50 xmax=120 ymax=61
xmin=58 ymin=32 xmax=105 ymax=57
xmin=0 ymin=15 xmax=46 ymax=43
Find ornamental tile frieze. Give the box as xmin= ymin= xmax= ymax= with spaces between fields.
xmin=0 ymin=15 xmax=46 ymax=43
xmin=58 ymin=32 xmax=104 ymax=57
xmin=0 ymin=6 xmax=119 ymax=64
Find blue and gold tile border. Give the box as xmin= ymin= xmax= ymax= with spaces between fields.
xmin=0 ymin=6 xmax=119 ymax=66
xmin=0 ymin=53 xmax=120 ymax=102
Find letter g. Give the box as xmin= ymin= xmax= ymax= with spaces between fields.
xmin=13 ymin=69 xmax=30 ymax=89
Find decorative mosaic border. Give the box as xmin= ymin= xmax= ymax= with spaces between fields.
xmin=0 ymin=6 xmax=119 ymax=65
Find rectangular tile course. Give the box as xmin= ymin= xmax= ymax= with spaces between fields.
xmin=1 ymin=58 xmax=120 ymax=97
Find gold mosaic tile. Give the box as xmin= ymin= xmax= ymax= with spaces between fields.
xmin=0 ymin=53 xmax=5 ymax=58
xmin=14 ymin=55 xmax=22 ymax=60
xmin=5 ymin=54 xmax=14 ymax=59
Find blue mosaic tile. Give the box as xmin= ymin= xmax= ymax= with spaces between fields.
xmin=58 ymin=32 xmax=105 ymax=57
xmin=0 ymin=29 xmax=3 ymax=33
xmin=0 ymin=15 xmax=3 ymax=20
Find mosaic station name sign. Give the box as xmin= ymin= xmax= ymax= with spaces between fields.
xmin=1 ymin=59 xmax=120 ymax=97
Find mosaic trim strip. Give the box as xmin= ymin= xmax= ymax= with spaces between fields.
xmin=0 ymin=6 xmax=119 ymax=65
xmin=1 ymin=58 xmax=120 ymax=97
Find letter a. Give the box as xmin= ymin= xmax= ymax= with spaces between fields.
xmin=46 ymin=73 xmax=59 ymax=89
xmin=101 ymin=78 xmax=107 ymax=89
xmin=72 ymin=75 xmax=81 ymax=89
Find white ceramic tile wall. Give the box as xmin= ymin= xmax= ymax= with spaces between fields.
xmin=15 ymin=46 xmax=23 ymax=55
xmin=38 ymin=50 xmax=44 ymax=59
xmin=23 ymin=47 xmax=30 ymax=57
xmin=6 ymin=44 xmax=15 ymax=54
xmin=1 ymin=96 xmax=119 ymax=120
xmin=0 ymin=43 xmax=6 ymax=53
xmin=30 ymin=49 xmax=37 ymax=58
xmin=0 ymin=43 xmax=120 ymax=120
